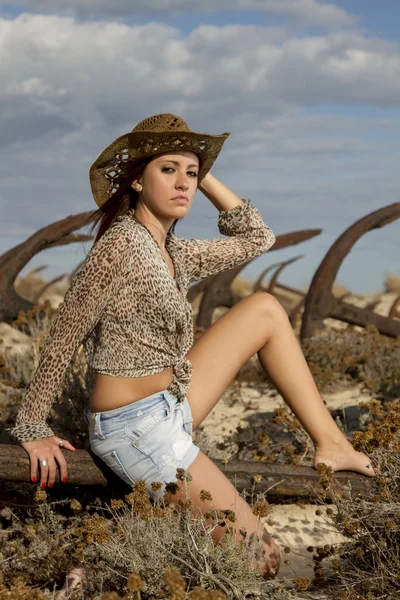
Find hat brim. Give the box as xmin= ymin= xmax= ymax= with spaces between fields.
xmin=89 ymin=129 xmax=230 ymax=208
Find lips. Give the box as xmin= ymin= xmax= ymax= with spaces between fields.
xmin=173 ymin=196 xmax=188 ymax=201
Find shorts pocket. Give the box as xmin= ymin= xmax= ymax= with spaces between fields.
xmin=181 ymin=399 xmax=194 ymax=436
xmin=124 ymin=399 xmax=171 ymax=444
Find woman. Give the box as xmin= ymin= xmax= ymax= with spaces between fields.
xmin=10 ymin=113 xmax=374 ymax=580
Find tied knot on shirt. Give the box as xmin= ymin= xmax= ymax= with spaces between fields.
xmin=171 ymin=357 xmax=193 ymax=399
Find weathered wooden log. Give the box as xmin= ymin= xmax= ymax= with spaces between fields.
xmin=218 ymin=459 xmax=370 ymax=499
xmin=1 ymin=445 xmax=370 ymax=499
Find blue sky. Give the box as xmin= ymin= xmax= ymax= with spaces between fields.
xmin=1 ymin=0 xmax=400 ymax=294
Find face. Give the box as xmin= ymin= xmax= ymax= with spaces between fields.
xmin=132 ymin=151 xmax=199 ymax=224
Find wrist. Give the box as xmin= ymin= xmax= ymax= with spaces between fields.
xmin=198 ymin=171 xmax=214 ymax=192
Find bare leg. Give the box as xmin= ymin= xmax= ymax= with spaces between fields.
xmin=164 ymin=450 xmax=281 ymax=578
xmin=256 ymin=301 xmax=374 ymax=476
xmin=187 ymin=292 xmax=374 ymax=477
xmin=56 ymin=568 xmax=85 ymax=600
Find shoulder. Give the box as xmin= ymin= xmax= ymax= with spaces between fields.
xmin=82 ymin=220 xmax=139 ymax=273
xmin=95 ymin=215 xmax=146 ymax=250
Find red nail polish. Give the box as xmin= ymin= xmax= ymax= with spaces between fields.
xmin=62 ymin=477 xmax=67 ymax=483
xmin=32 ymin=476 xmax=36 ymax=483
xmin=41 ymin=483 xmax=46 ymax=489
xmin=48 ymin=483 xmax=54 ymax=488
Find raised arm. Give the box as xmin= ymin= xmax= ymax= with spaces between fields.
xmin=8 ymin=222 xmax=134 ymax=444
xmin=175 ymin=197 xmax=275 ymax=284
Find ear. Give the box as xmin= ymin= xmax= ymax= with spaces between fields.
xmin=131 ymin=179 xmax=143 ymax=192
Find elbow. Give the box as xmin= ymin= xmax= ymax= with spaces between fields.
xmin=262 ymin=228 xmax=276 ymax=251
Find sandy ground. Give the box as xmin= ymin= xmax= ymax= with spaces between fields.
xmin=193 ymin=378 xmax=374 ymax=460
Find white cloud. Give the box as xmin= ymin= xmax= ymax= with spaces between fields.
xmin=1 ymin=15 xmax=400 ymax=159
xmin=1 ymin=13 xmax=400 ymax=292
xmin=0 ymin=0 xmax=355 ymax=27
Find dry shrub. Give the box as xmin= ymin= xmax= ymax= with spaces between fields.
xmin=308 ymin=398 xmax=400 ymax=599
xmin=0 ymin=471 xmax=290 ymax=600
xmin=383 ymin=273 xmax=400 ymax=294
xmin=0 ymin=302 xmax=57 ymax=402
xmin=1 ymin=304 xmax=92 ymax=447
xmin=332 ymin=283 xmax=351 ymax=298
xmin=302 ymin=325 xmax=400 ymax=398
xmin=231 ymin=277 xmax=254 ymax=298
xmin=14 ymin=272 xmax=71 ymax=304
xmin=14 ymin=272 xmax=49 ymax=303
xmin=220 ymin=398 xmax=314 ymax=469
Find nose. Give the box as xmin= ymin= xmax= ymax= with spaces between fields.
xmin=175 ymin=173 xmax=190 ymax=191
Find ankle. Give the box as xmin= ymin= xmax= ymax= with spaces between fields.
xmin=314 ymin=433 xmax=350 ymax=451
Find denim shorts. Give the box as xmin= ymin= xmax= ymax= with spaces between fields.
xmin=83 ymin=389 xmax=200 ymax=500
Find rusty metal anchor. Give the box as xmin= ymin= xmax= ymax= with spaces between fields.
xmin=300 ymin=203 xmax=400 ymax=340
xmin=0 ymin=212 xmax=96 ymax=322
xmin=194 ymin=229 xmax=321 ymax=329
xmin=252 ymin=256 xmax=307 ymax=325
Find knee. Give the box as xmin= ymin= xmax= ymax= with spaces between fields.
xmin=252 ymin=291 xmax=289 ymax=322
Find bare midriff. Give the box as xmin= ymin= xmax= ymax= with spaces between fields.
xmin=89 ymin=368 xmax=174 ymax=412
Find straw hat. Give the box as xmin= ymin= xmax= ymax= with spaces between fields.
xmin=89 ymin=113 xmax=230 ymax=208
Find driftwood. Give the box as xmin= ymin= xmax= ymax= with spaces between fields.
xmin=2 ymin=444 xmax=370 ymax=499
xmin=301 ymin=203 xmax=400 ymax=340
xmin=0 ymin=212 xmax=96 ymax=323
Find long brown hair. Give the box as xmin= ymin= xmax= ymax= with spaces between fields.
xmin=84 ymin=157 xmax=179 ymax=243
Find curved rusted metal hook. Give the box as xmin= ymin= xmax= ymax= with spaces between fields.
xmin=252 ymin=230 xmax=321 ymax=295
xmin=272 ymin=229 xmax=322 ymax=251
xmin=301 ymin=203 xmax=400 ymax=339
xmin=0 ymin=211 xmax=96 ymax=322
xmin=253 ymin=260 xmax=288 ymax=293
xmin=268 ymin=255 xmax=304 ymax=295
xmin=290 ymin=290 xmax=353 ymax=328
xmin=195 ymin=229 xmax=322 ymax=330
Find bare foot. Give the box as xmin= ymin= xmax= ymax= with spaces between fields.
xmin=56 ymin=567 xmax=86 ymax=600
xmin=314 ymin=436 xmax=375 ymax=477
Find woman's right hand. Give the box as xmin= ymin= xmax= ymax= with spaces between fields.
xmin=21 ymin=436 xmax=76 ymax=488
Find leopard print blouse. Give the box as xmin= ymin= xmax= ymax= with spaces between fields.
xmin=9 ymin=199 xmax=275 ymax=443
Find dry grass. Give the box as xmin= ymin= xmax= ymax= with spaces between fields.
xmin=302 ymin=325 xmax=400 ymax=399
xmin=383 ymin=273 xmax=400 ymax=294
xmin=14 ymin=271 xmax=71 ymax=304
xmin=1 ymin=301 xmax=94 ymax=447
xmin=298 ymin=398 xmax=400 ymax=600
xmin=3 ymin=276 xmax=400 ymax=598
xmin=231 ymin=277 xmax=254 ymax=298
xmin=0 ymin=471 xmax=291 ymax=599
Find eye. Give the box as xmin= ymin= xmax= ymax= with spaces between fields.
xmin=161 ymin=167 xmax=198 ymax=178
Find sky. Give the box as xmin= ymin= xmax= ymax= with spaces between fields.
xmin=1 ymin=0 xmax=400 ymax=294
